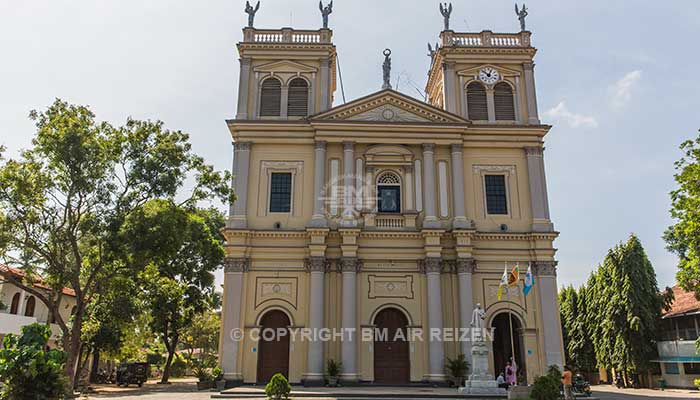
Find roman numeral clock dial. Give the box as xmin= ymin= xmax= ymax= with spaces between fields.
xmin=479 ymin=67 xmax=500 ymax=84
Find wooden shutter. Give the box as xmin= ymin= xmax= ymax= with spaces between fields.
xmin=494 ymin=82 xmax=516 ymax=121
xmin=287 ymin=78 xmax=309 ymax=116
xmin=259 ymin=78 xmax=281 ymax=116
xmin=466 ymin=82 xmax=488 ymax=120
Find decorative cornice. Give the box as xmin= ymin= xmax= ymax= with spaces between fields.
xmin=337 ymin=257 xmax=362 ymax=273
xmin=224 ymin=257 xmax=250 ymax=273
xmin=455 ymin=258 xmax=477 ymax=274
xmin=422 ymin=143 xmax=435 ymax=152
xmin=524 ymin=146 xmax=543 ymax=156
xmin=304 ymin=256 xmax=329 ymax=273
xmin=533 ymin=261 xmax=557 ymax=277
xmin=315 ymin=140 xmax=327 ymax=150
xmin=472 ymin=164 xmax=516 ymax=174
xmin=236 ymin=142 xmax=251 ymax=151
xmin=420 ymin=257 xmax=443 ymax=274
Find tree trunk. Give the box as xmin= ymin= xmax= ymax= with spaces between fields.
xmin=90 ymin=350 xmax=101 ymax=383
xmin=161 ymin=349 xmax=175 ymax=384
xmin=64 ymin=315 xmax=83 ymax=392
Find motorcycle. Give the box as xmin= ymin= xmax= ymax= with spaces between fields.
xmin=572 ymin=374 xmax=592 ymax=397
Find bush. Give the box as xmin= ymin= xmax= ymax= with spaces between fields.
xmin=0 ymin=323 xmax=67 ymax=399
xmin=213 ymin=366 xmax=223 ymax=381
xmin=170 ymin=354 xmax=188 ymax=377
xmin=265 ymin=373 xmax=291 ymax=400
xmin=531 ymin=374 xmax=560 ymax=400
xmin=445 ymin=354 xmax=469 ymax=380
xmin=326 ymin=359 xmax=342 ymax=377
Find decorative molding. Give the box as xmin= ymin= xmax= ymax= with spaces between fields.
xmin=533 ymin=261 xmax=557 ymax=277
xmin=254 ymin=276 xmax=298 ymax=310
xmin=315 ymin=140 xmax=327 ymax=150
xmin=348 ymin=104 xmax=430 ymax=123
xmin=471 ymin=164 xmax=516 ymax=174
xmin=422 ymin=143 xmax=435 ymax=152
xmin=337 ymin=257 xmax=362 ymax=273
xmin=368 ymin=275 xmax=414 ymax=299
xmin=304 ymin=256 xmax=329 ymax=273
xmin=224 ymin=257 xmax=250 ymax=273
xmin=524 ymin=146 xmax=543 ymax=156
xmin=420 ymin=257 xmax=443 ymax=274
xmin=455 ymin=258 xmax=477 ymax=274
xmin=236 ymin=142 xmax=251 ymax=151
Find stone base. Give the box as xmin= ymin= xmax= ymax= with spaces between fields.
xmin=508 ymin=385 xmax=532 ymax=399
xmin=458 ymin=379 xmax=507 ymax=395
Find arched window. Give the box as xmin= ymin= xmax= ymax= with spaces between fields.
xmin=10 ymin=292 xmax=20 ymax=314
xmin=287 ymin=78 xmax=309 ymax=117
xmin=466 ymin=82 xmax=488 ymax=120
xmin=494 ymin=82 xmax=516 ymax=121
xmin=259 ymin=77 xmax=282 ymax=116
xmin=24 ymin=296 xmax=35 ymax=317
xmin=377 ymin=172 xmax=401 ymax=213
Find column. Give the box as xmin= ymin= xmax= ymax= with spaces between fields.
xmin=404 ymin=165 xmax=414 ymax=211
xmin=524 ymin=147 xmax=554 ymax=232
xmin=228 ymin=142 xmax=251 ymax=229
xmin=442 ymin=62 xmax=457 ymax=114
xmin=310 ymin=141 xmax=328 ymax=227
xmin=319 ymin=60 xmax=331 ymax=111
xmin=424 ymin=258 xmax=446 ymax=382
xmin=341 ymin=142 xmax=356 ymax=227
xmin=523 ymin=62 xmax=540 ymax=124
xmin=220 ymin=257 xmax=249 ymax=383
xmin=535 ymin=261 xmax=564 ymax=368
xmin=456 ymin=258 xmax=475 ymax=357
xmin=364 ymin=167 xmax=376 ymax=211
xmin=450 ymin=144 xmax=470 ymax=229
xmin=486 ymin=88 xmax=496 ymax=122
xmin=422 ymin=144 xmax=440 ymax=228
xmin=280 ymin=84 xmax=289 ymax=118
xmin=303 ymin=257 xmax=327 ymax=385
xmin=17 ymin=290 xmax=26 ymax=316
xmin=339 ymin=257 xmax=360 ymax=382
xmin=236 ymin=58 xmax=252 ymax=119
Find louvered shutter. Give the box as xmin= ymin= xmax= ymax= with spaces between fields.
xmin=287 ymin=78 xmax=309 ymax=117
xmin=259 ymin=78 xmax=281 ymax=116
xmin=494 ymin=82 xmax=516 ymax=121
xmin=466 ymin=82 xmax=488 ymax=120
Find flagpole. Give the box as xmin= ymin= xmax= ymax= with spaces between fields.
xmin=507 ymin=263 xmax=517 ymax=386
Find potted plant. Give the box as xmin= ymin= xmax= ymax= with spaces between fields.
xmin=213 ymin=366 xmax=226 ymax=391
xmin=445 ymin=354 xmax=469 ymax=387
xmin=694 ymin=378 xmax=700 ymax=391
xmin=265 ymin=373 xmax=291 ymax=400
xmin=195 ymin=364 xmax=213 ymax=390
xmin=326 ymin=359 xmax=342 ymax=386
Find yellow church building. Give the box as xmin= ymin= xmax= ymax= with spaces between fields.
xmin=220 ymin=3 xmax=564 ymax=387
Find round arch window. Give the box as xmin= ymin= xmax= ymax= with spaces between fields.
xmin=377 ymin=172 xmax=401 ymax=213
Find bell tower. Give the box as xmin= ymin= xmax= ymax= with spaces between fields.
xmin=235 ymin=26 xmax=337 ymax=120
xmin=425 ymin=7 xmax=540 ymax=125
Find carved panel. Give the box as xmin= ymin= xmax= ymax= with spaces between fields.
xmin=254 ymin=276 xmax=298 ymax=309
xmin=483 ymin=279 xmax=527 ymax=311
xmin=348 ymin=104 xmax=430 ymax=122
xmin=368 ymin=275 xmax=414 ymax=299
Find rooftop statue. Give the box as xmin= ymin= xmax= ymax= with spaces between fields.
xmin=245 ymin=1 xmax=260 ymax=28
xmin=427 ymin=43 xmax=435 ymax=58
xmin=439 ymin=2 xmax=453 ymax=31
xmin=381 ymin=49 xmax=392 ymax=90
xmin=515 ymin=3 xmax=528 ymax=31
xmin=319 ymin=1 xmax=333 ymax=29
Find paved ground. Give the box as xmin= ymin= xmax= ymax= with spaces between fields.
xmin=79 ymin=381 xmax=700 ymax=400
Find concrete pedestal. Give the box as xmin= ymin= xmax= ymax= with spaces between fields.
xmin=458 ymin=340 xmax=506 ymax=395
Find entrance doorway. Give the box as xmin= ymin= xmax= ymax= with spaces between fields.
xmin=491 ymin=312 xmax=526 ymax=383
xmin=373 ymin=307 xmax=410 ymax=384
xmin=257 ymin=310 xmax=290 ymax=383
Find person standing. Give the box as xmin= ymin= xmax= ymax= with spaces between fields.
xmin=505 ymin=362 xmax=516 ymax=386
xmin=562 ymin=365 xmax=574 ymax=400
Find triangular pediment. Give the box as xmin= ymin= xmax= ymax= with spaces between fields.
xmin=310 ymin=89 xmax=469 ymax=124
xmin=253 ymin=60 xmax=318 ymax=73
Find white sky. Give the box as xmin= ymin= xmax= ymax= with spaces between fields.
xmin=1 ymin=1 xmax=698 ymax=291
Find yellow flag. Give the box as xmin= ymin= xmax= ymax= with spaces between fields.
xmin=497 ymin=264 xmax=509 ymax=300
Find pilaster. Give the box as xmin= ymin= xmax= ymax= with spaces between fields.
xmin=533 ymin=261 xmax=564 ymax=369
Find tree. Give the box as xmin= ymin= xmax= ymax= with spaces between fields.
xmin=666 ymin=132 xmax=700 ymax=297
xmin=558 ymin=286 xmax=577 ymax=367
xmin=181 ymin=310 xmax=221 ymax=366
xmin=0 ymin=99 xmax=231 ymax=390
xmin=0 ymin=323 xmax=67 ymax=399
xmin=123 ymin=200 xmax=226 ymax=383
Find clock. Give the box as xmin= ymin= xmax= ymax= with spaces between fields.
xmin=479 ymin=67 xmax=500 ymax=84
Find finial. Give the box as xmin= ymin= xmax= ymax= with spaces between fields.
xmin=319 ymin=0 xmax=333 ymax=29
xmin=381 ymin=49 xmax=392 ymax=90
xmin=245 ymin=1 xmax=260 ymax=28
xmin=439 ymin=2 xmax=453 ymax=31
xmin=515 ymin=3 xmax=528 ymax=31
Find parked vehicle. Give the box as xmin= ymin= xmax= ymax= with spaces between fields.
xmin=572 ymin=374 xmax=592 ymax=397
xmin=116 ymin=362 xmax=148 ymax=387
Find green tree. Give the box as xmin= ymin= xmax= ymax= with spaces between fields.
xmin=0 ymin=323 xmax=67 ymax=399
xmin=666 ymin=132 xmax=700 ymax=297
xmin=558 ymin=286 xmax=577 ymax=367
xmin=181 ymin=310 xmax=221 ymax=366
xmin=123 ymin=201 xmax=226 ymax=383
xmin=0 ymin=99 xmax=231 ymax=389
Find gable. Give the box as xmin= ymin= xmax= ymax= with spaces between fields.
xmin=253 ymin=60 xmax=318 ymax=74
xmin=311 ymin=89 xmax=469 ymax=124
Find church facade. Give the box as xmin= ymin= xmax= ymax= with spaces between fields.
xmin=219 ymin=7 xmax=564 ymax=386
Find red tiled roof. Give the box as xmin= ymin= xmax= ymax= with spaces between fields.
xmin=663 ymin=285 xmax=700 ymax=318
xmin=0 ymin=264 xmax=76 ymax=297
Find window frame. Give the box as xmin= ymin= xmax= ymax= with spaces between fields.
xmin=376 ymin=171 xmax=402 ymax=214
xmin=268 ymin=171 xmax=294 ymax=214
xmin=472 ymin=165 xmax=516 ymax=219
xmin=484 ymin=174 xmax=509 ymax=215
xmin=259 ymin=76 xmax=283 ymax=117
xmin=286 ymin=77 xmax=310 ymax=117
xmin=493 ymin=81 xmax=516 ymax=121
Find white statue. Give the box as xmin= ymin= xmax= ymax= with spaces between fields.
xmin=471 ymin=303 xmax=485 ymax=330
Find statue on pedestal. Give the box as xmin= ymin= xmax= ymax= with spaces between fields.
xmin=381 ymin=49 xmax=392 ymax=90
xmin=245 ymin=1 xmax=260 ymax=28
xmin=319 ymin=1 xmax=333 ymax=29
xmin=515 ymin=3 xmax=528 ymax=31
xmin=458 ymin=304 xmax=506 ymax=395
xmin=439 ymin=3 xmax=453 ymax=31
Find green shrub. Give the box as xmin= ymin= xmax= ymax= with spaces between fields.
xmin=0 ymin=323 xmax=67 ymax=399
xmin=265 ymin=373 xmax=291 ymax=400
xmin=213 ymin=366 xmax=223 ymax=381
xmin=326 ymin=359 xmax=342 ymax=377
xmin=445 ymin=354 xmax=469 ymax=380
xmin=531 ymin=374 xmax=560 ymax=400
xmin=170 ymin=354 xmax=188 ymax=377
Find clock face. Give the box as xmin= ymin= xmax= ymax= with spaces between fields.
xmin=479 ymin=67 xmax=500 ymax=84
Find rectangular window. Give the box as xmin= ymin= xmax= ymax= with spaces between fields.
xmin=485 ymin=174 xmax=508 ymax=215
xmin=684 ymin=363 xmax=700 ymax=375
xmin=269 ymin=172 xmax=292 ymax=213
xmin=377 ymin=186 xmax=401 ymax=213
xmin=664 ymin=363 xmax=680 ymax=375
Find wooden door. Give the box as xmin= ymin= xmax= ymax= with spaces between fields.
xmin=374 ymin=308 xmax=410 ymax=384
xmin=257 ymin=310 xmax=290 ymax=383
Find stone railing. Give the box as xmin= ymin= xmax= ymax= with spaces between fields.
xmin=363 ymin=212 xmax=418 ymax=230
xmin=440 ymin=30 xmax=531 ymax=48
xmin=242 ymin=27 xmax=333 ymax=44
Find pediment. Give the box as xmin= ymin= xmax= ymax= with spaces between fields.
xmin=457 ymin=64 xmax=521 ymax=77
xmin=253 ymin=60 xmax=318 ymax=74
xmin=311 ymin=89 xmax=469 ymax=124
